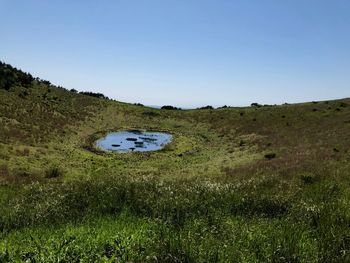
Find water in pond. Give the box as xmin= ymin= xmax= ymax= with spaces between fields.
xmin=96 ymin=130 xmax=172 ymax=152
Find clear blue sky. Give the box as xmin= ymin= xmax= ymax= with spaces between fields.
xmin=1 ymin=0 xmax=349 ymax=107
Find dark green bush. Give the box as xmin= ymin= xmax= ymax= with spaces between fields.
xmin=45 ymin=167 xmax=62 ymax=178
xmin=264 ymin=153 xmax=276 ymax=160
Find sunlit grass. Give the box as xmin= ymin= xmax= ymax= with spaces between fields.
xmin=1 ymin=84 xmax=350 ymax=261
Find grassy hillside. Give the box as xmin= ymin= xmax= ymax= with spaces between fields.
xmin=1 ymin=62 xmax=350 ymax=262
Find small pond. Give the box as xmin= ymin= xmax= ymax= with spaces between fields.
xmin=95 ymin=130 xmax=172 ymax=152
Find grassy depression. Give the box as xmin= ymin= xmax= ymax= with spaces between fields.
xmin=1 ymin=67 xmax=350 ymax=262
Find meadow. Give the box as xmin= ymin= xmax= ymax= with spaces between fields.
xmin=1 ymin=63 xmax=350 ymax=262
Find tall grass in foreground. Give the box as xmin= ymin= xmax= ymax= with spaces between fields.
xmin=1 ymin=166 xmax=350 ymax=262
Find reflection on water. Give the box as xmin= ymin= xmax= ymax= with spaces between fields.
xmin=96 ymin=130 xmax=172 ymax=152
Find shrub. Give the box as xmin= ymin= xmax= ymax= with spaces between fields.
xmin=79 ymin=91 xmax=109 ymax=100
xmin=198 ymin=105 xmax=214 ymax=110
xmin=300 ymin=173 xmax=316 ymax=184
xmin=251 ymin=103 xmax=262 ymax=108
xmin=41 ymin=80 xmax=51 ymax=86
xmin=161 ymin=105 xmax=181 ymax=110
xmin=264 ymin=153 xmax=276 ymax=160
xmin=45 ymin=167 xmax=62 ymax=178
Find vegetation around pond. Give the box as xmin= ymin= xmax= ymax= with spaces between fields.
xmin=1 ymin=62 xmax=350 ymax=262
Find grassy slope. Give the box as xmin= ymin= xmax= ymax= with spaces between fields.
xmin=0 ymin=79 xmax=350 ymax=262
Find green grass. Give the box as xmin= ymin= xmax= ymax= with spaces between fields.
xmin=1 ymin=74 xmax=350 ymax=261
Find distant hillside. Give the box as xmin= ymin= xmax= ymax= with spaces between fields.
xmin=0 ymin=61 xmax=110 ymax=97
xmin=0 ymin=61 xmax=108 ymax=145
